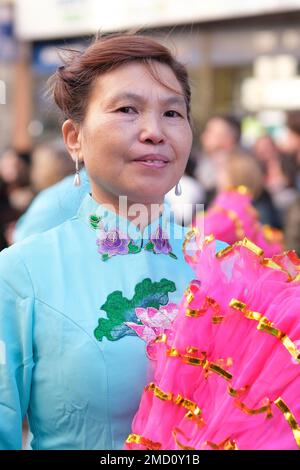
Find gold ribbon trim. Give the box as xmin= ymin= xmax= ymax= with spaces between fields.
xmin=175 ymin=394 xmax=203 ymax=421
xmin=146 ymin=383 xmax=173 ymax=401
xmin=216 ymin=238 xmax=293 ymax=281
xmin=235 ymin=398 xmax=273 ymax=418
xmin=155 ymin=333 xmax=168 ymax=344
xmin=275 ymin=398 xmax=300 ymax=449
xmin=178 ymin=348 xmax=233 ymax=381
xmin=216 ymin=237 xmax=264 ymax=258
xmin=185 ymin=308 xmax=204 ymax=317
xmin=211 ymin=205 xmax=245 ymax=240
xmin=146 ymin=382 xmax=204 ymax=426
xmin=294 ymin=273 xmax=300 ymax=282
xmin=261 ymin=257 xmax=289 ymax=274
xmin=204 ymin=234 xmax=216 ymax=244
xmin=126 ymin=434 xmax=161 ymax=450
xmin=230 ymin=298 xmax=300 ymax=364
xmin=205 ymin=438 xmax=239 ymax=450
xmin=184 ymin=287 xmax=194 ymax=304
xmin=185 ymin=296 xmax=224 ymax=324
xmin=172 ymin=428 xmax=196 ymax=450
xmin=182 ymin=227 xmax=200 ymax=265
xmin=227 ymin=384 xmax=249 ymax=397
xmin=208 ymin=363 xmax=232 ymax=381
xmin=186 ymin=296 xmax=224 ymax=324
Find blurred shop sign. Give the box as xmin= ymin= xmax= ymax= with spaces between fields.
xmin=15 ymin=0 xmax=300 ymax=41
xmin=32 ymin=40 xmax=85 ymax=74
xmin=0 ymin=3 xmax=17 ymax=61
xmin=16 ymin=0 xmax=96 ymax=40
xmin=241 ymin=55 xmax=300 ymax=110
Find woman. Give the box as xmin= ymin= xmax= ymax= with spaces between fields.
xmin=0 ymin=33 xmax=225 ymax=450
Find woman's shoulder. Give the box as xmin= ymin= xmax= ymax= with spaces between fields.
xmin=0 ymin=218 xmax=77 ymax=278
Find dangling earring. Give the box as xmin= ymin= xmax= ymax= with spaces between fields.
xmin=175 ymin=181 xmax=182 ymax=196
xmin=73 ymin=155 xmax=81 ymax=187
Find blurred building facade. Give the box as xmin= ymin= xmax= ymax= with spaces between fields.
xmin=1 ymin=0 xmax=300 ymax=149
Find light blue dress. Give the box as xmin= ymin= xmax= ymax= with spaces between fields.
xmin=0 ymin=193 xmax=227 ymax=450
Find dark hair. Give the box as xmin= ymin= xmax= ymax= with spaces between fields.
xmin=1 ymin=147 xmax=31 ymax=165
xmin=213 ymin=114 xmax=241 ymax=142
xmin=49 ymin=33 xmax=191 ymax=122
xmin=286 ymin=110 xmax=300 ymax=136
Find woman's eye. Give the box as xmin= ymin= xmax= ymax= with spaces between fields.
xmin=164 ymin=110 xmax=182 ymax=118
xmin=117 ymin=106 xmax=136 ymax=114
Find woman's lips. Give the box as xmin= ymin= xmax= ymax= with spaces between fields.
xmin=133 ymin=160 xmax=169 ymax=168
xmin=133 ymin=154 xmax=169 ymax=169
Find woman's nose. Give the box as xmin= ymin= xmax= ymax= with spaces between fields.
xmin=139 ymin=116 xmax=165 ymax=145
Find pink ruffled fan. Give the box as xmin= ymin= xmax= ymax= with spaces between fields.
xmin=125 ymin=237 xmax=300 ymax=450
xmin=194 ymin=188 xmax=283 ymax=257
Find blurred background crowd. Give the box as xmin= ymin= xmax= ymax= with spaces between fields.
xmin=1 ymin=0 xmax=300 ymax=254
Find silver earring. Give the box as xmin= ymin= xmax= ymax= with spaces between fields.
xmin=175 ymin=181 xmax=182 ymax=196
xmin=73 ymin=155 xmax=81 ymax=187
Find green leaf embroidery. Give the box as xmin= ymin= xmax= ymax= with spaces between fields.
xmin=90 ymin=214 xmax=102 ymax=229
xmin=94 ymin=278 xmax=176 ymax=341
xmin=102 ymin=253 xmax=109 ymax=261
xmin=168 ymin=252 xmax=178 ymax=260
xmin=128 ymin=241 xmax=141 ymax=254
xmin=144 ymin=241 xmax=154 ymax=252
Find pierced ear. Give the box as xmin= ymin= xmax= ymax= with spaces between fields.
xmin=62 ymin=119 xmax=83 ymax=162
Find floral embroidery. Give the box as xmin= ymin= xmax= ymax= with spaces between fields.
xmin=94 ymin=278 xmax=176 ymax=341
xmin=125 ymin=303 xmax=178 ymax=358
xmin=145 ymin=226 xmax=177 ymax=259
xmin=90 ymin=212 xmax=177 ymax=261
xmin=96 ymin=230 xmax=132 ymax=261
xmin=90 ymin=214 xmax=102 ymax=229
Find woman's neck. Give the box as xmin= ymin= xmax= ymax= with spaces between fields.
xmin=91 ymin=190 xmax=164 ymax=232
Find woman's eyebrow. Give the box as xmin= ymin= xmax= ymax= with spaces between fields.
xmin=106 ymin=92 xmax=186 ymax=107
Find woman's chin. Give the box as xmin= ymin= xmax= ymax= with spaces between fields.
xmin=125 ymin=191 xmax=166 ymax=205
xmin=121 ymin=184 xmax=170 ymax=204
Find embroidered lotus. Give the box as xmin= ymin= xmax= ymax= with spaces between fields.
xmin=94 ymin=278 xmax=177 ymax=342
xmin=125 ymin=303 xmax=178 ymax=358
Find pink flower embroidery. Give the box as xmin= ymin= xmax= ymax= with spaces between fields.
xmin=125 ymin=303 xmax=178 ymax=358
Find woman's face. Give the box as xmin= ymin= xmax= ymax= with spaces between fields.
xmin=66 ymin=61 xmax=192 ymax=206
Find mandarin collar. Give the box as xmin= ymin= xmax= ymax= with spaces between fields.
xmin=77 ymin=194 xmax=179 ymax=261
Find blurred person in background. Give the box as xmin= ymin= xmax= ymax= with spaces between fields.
xmin=281 ymin=110 xmax=300 ymax=191
xmin=14 ymin=168 xmax=90 ymax=243
xmin=30 ymin=140 xmax=74 ymax=193
xmin=0 ymin=148 xmax=34 ymax=249
xmin=13 ymin=141 xmax=82 ymax=243
xmin=193 ymin=152 xmax=283 ymax=256
xmin=195 ymin=118 xmax=281 ymax=227
xmin=284 ymin=196 xmax=300 ymax=255
xmin=0 ymin=180 xmax=19 ymax=250
xmin=254 ymin=133 xmax=299 ymax=218
xmin=195 ymin=114 xmax=242 ymax=206
xmin=274 ymin=110 xmax=300 ymax=251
